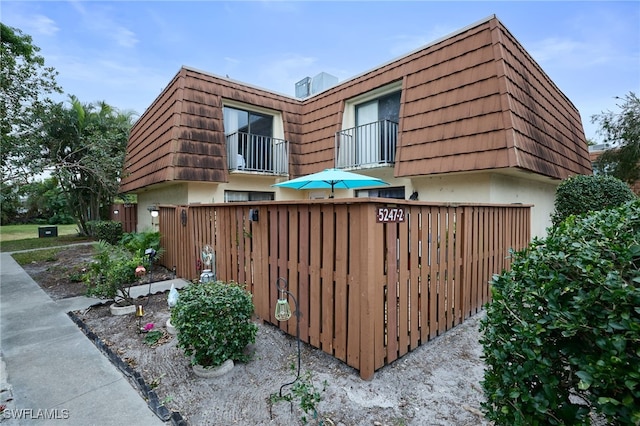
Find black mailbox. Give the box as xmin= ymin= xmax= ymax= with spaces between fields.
xmin=38 ymin=226 xmax=58 ymax=238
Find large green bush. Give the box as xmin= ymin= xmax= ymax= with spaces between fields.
xmin=86 ymin=220 xmax=123 ymax=245
xmin=481 ymin=199 xmax=640 ymax=425
xmin=551 ymin=174 xmax=635 ymax=226
xmin=171 ymin=281 xmax=258 ymax=368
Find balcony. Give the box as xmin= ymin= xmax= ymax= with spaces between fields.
xmin=335 ymin=120 xmax=398 ymax=169
xmin=227 ymin=132 xmax=288 ymax=175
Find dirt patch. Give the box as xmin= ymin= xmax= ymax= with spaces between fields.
xmin=73 ymin=294 xmax=488 ymax=425
xmin=19 ymin=244 xmax=175 ymax=300
xmin=24 ymin=245 xmax=490 ymax=425
xmin=18 ymin=244 xmax=94 ymax=300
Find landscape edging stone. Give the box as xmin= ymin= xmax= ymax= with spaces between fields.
xmin=67 ymin=305 xmax=185 ymax=424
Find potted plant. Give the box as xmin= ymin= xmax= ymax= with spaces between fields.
xmin=171 ymin=280 xmax=258 ymax=377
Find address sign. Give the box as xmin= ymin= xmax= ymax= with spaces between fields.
xmin=376 ymin=207 xmax=405 ymax=223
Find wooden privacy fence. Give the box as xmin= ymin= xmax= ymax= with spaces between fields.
xmin=109 ymin=203 xmax=138 ymax=233
xmin=157 ymin=199 xmax=530 ymax=379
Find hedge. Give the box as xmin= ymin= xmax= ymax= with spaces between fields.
xmin=481 ymin=199 xmax=640 ymax=425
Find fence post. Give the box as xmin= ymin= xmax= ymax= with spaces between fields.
xmin=252 ymin=205 xmax=270 ymax=322
xmin=358 ymin=203 xmax=381 ymax=380
xmin=459 ymin=206 xmax=473 ymax=321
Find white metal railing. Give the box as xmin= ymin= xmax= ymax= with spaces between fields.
xmin=335 ymin=120 xmax=398 ymax=169
xmin=227 ymin=132 xmax=288 ymax=175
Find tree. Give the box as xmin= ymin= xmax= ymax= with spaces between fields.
xmin=0 ymin=181 xmax=22 ymax=225
xmin=30 ymin=96 xmax=136 ymax=234
xmin=1 ymin=23 xmax=62 ymax=182
xmin=591 ymin=92 xmax=640 ymax=185
xmin=23 ymin=177 xmax=74 ymax=224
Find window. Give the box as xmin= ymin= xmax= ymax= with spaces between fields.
xmin=356 ymin=186 xmax=405 ymax=199
xmin=224 ymin=191 xmax=275 ymax=202
xmin=355 ymin=91 xmax=400 ymax=164
xmin=356 ymin=91 xmax=400 ymax=126
xmin=223 ymin=106 xmax=274 ymax=171
xmin=342 ymin=80 xmax=402 ymax=130
xmin=338 ymin=81 xmax=402 ymax=168
xmin=223 ymin=107 xmax=273 ymax=137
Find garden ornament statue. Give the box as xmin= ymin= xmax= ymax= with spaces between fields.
xmin=200 ymin=244 xmax=216 ymax=283
xmin=167 ymin=283 xmax=179 ymax=308
xmin=274 ymin=277 xmax=301 ymax=397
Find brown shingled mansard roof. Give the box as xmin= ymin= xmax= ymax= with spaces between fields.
xmin=119 ymin=15 xmax=591 ymax=194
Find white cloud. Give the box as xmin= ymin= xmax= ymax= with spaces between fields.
xmin=48 ymin=51 xmax=172 ymax=113
xmin=68 ymin=0 xmax=87 ymax=16
xmin=1 ymin=11 xmax=58 ymax=39
xmin=112 ymin=27 xmax=138 ymax=48
xmin=529 ymin=37 xmax=589 ymax=64
xmin=31 ymin=14 xmax=59 ymax=36
xmin=258 ymin=54 xmax=318 ymax=94
xmin=530 ymin=35 xmax=640 ymax=74
xmin=66 ymin=2 xmax=139 ymax=49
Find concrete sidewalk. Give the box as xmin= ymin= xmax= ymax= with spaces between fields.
xmin=0 ymin=252 xmax=166 ymax=425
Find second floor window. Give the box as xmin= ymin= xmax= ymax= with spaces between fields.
xmin=356 ymin=91 xmax=400 ymax=127
xmin=223 ymin=106 xmax=274 ymax=171
xmin=354 ymin=91 xmax=400 ymax=165
xmin=223 ymin=106 xmax=273 ymax=137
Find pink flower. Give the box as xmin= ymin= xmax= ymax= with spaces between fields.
xmin=135 ymin=265 xmax=146 ymax=277
xmin=143 ymin=322 xmax=155 ymax=331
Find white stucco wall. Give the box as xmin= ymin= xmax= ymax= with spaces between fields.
xmin=411 ymin=171 xmax=559 ymax=238
xmin=136 ymin=176 xmax=279 ymax=230
xmin=487 ymin=173 xmax=558 ymax=238
xmin=137 ymin=183 xmax=190 ymax=232
xmin=135 ymin=170 xmax=558 ymax=239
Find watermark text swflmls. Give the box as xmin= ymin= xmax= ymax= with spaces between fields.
xmin=2 ymin=408 xmax=70 ymax=420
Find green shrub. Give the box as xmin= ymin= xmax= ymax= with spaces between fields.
xmin=481 ymin=199 xmax=640 ymax=425
xmin=83 ymin=230 xmax=164 ymax=304
xmin=171 ymin=281 xmax=258 ymax=368
xmin=48 ymin=213 xmax=75 ymax=225
xmin=84 ymin=240 xmax=144 ymax=304
xmin=87 ymin=220 xmax=123 ymax=245
xmin=119 ymin=230 xmax=163 ymax=259
xmin=551 ymin=174 xmax=635 ymax=226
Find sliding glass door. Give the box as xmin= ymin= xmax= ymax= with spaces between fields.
xmin=355 ymin=91 xmax=400 ymax=164
xmin=223 ymin=106 xmax=273 ymax=171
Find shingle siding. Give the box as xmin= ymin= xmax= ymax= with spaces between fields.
xmin=493 ymin=19 xmax=591 ymax=178
xmin=121 ymin=68 xmax=302 ymax=192
xmin=120 ymin=16 xmax=591 ymax=194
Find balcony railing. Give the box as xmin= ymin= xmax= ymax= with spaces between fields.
xmin=227 ymin=132 xmax=288 ymax=175
xmin=335 ymin=119 xmax=398 ymax=169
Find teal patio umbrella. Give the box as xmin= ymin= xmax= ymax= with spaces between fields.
xmin=273 ymin=168 xmax=389 ymax=198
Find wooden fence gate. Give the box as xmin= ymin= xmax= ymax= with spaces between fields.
xmin=109 ymin=203 xmax=137 ymax=234
xmin=157 ymin=198 xmax=530 ymax=379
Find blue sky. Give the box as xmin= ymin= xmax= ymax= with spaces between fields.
xmin=3 ymin=1 xmax=639 ymax=142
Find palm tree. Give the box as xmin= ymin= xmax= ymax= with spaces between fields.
xmin=38 ymin=95 xmax=137 ymax=234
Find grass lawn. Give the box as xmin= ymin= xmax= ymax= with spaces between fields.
xmin=11 ymin=247 xmax=64 ymax=265
xmin=0 ymin=224 xmax=93 ymax=252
